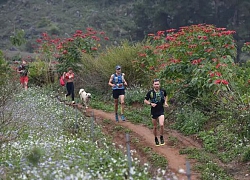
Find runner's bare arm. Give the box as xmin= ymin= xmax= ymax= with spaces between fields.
xmin=144 ymin=99 xmax=151 ymax=106
xmin=164 ymin=95 xmax=169 ymax=107
xmin=108 ymin=74 xmax=115 ymax=87
xmin=123 ymin=77 xmax=128 ymax=86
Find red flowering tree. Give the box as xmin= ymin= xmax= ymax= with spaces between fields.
xmin=36 ymin=28 xmax=109 ymax=74
xmin=134 ymin=24 xmax=237 ymax=99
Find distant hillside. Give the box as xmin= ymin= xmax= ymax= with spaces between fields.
xmin=0 ymin=0 xmax=136 ymax=51
xmin=1 ymin=0 xmax=250 ymax=62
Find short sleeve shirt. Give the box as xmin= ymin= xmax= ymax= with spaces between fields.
xmin=145 ymin=89 xmax=167 ymax=115
xmin=18 ymin=65 xmax=28 ymax=77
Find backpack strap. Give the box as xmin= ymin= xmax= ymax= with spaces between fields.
xmin=150 ymin=89 xmax=164 ymax=103
xmin=150 ymin=90 xmax=156 ymax=102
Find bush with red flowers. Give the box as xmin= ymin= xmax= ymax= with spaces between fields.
xmin=134 ymin=24 xmax=237 ymax=98
xmin=36 ymin=28 xmax=109 ymax=74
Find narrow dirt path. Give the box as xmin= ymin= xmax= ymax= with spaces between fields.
xmin=84 ymin=107 xmax=200 ymax=180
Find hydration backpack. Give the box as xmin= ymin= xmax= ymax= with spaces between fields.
xmin=150 ymin=90 xmax=164 ymax=103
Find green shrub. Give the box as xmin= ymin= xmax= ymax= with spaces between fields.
xmin=29 ymin=61 xmax=52 ymax=86
xmin=49 ymin=24 xmax=60 ymax=35
xmin=172 ymin=106 xmax=209 ymax=135
xmin=198 ymin=161 xmax=234 ymax=180
xmin=242 ymin=147 xmax=250 ymax=162
xmin=199 ymin=124 xmax=244 ymax=162
xmin=0 ymin=51 xmax=10 ymax=85
xmin=125 ymin=86 xmax=147 ymax=105
xmin=26 ymin=147 xmax=44 ymax=166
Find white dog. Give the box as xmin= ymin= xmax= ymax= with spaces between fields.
xmin=79 ymin=89 xmax=91 ymax=108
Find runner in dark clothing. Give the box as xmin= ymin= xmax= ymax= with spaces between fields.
xmin=144 ymin=79 xmax=169 ymax=146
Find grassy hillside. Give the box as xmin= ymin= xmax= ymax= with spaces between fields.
xmin=0 ymin=0 xmax=136 ymax=51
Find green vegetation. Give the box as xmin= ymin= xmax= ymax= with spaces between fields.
xmin=0 ymin=87 xmax=154 ymax=179
xmin=142 ymin=147 xmax=168 ymax=169
xmin=180 ymin=148 xmax=234 ymax=180
xmin=172 ymin=106 xmax=209 ymax=135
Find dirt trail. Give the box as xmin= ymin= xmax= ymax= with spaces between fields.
xmin=84 ymin=108 xmax=200 ymax=180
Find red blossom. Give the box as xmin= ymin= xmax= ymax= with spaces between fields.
xmin=143 ymin=46 xmax=151 ymax=49
xmin=156 ymin=43 xmax=170 ymax=50
xmin=154 ymin=36 xmax=161 ymax=40
xmin=86 ymin=27 xmax=93 ymax=31
xmin=191 ymin=59 xmax=202 ymax=65
xmin=91 ymin=31 xmax=97 ymax=35
xmin=157 ymin=31 xmax=165 ymax=36
xmin=179 ymin=26 xmax=189 ymax=30
xmin=36 ymin=39 xmax=42 ymax=43
xmin=80 ymin=34 xmax=86 ymax=38
xmin=214 ymin=79 xmax=221 ymax=84
xmin=215 ymin=64 xmax=221 ymax=69
xmin=221 ymin=80 xmax=229 ymax=85
xmin=57 ymin=45 xmax=63 ymax=49
xmin=75 ymin=30 xmax=82 ymax=34
xmin=214 ymin=79 xmax=229 ymax=85
xmin=67 ymin=38 xmax=74 ymax=42
xmin=188 ymin=44 xmax=197 ymax=48
xmin=148 ymin=33 xmax=155 ymax=36
xmin=91 ymin=35 xmax=100 ymax=41
xmin=215 ymin=72 xmax=222 ymax=76
xmin=91 ymin=47 xmax=98 ymax=51
xmin=210 ymin=71 xmax=221 ymax=77
xmin=205 ymin=48 xmax=215 ymax=53
xmin=73 ymin=34 xmax=81 ymax=38
xmin=165 ymin=35 xmax=177 ymax=41
xmin=221 ymin=30 xmax=236 ymax=35
xmin=166 ymin=29 xmax=176 ymax=33
xmin=139 ymin=53 xmax=147 ymax=57
xmin=160 ymin=63 xmax=167 ymax=68
xmin=216 ymin=28 xmax=226 ymax=31
xmin=42 ymin=33 xmax=48 ymax=37
xmin=170 ymin=59 xmax=181 ymax=64
xmin=210 ymin=72 xmax=215 ymax=77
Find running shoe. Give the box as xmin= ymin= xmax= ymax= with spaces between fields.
xmin=121 ymin=114 xmax=126 ymax=121
xmin=160 ymin=135 xmax=165 ymax=145
xmin=115 ymin=113 xmax=119 ymax=122
xmin=155 ymin=137 xmax=160 ymax=146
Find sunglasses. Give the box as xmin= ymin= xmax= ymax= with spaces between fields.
xmin=116 ymin=68 xmax=121 ymax=70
